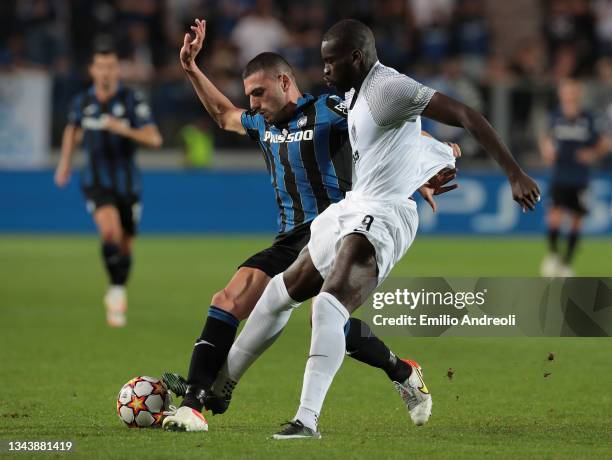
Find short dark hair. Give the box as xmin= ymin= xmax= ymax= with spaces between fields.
xmin=322 ymin=19 xmax=377 ymax=63
xmin=242 ymin=52 xmax=295 ymax=80
xmin=91 ymin=38 xmax=118 ymax=61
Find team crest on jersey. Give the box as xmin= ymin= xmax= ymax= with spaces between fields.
xmin=297 ymin=115 xmax=308 ymax=128
xmin=326 ymin=95 xmax=348 ymax=117
xmin=83 ymin=104 xmax=97 ymax=116
xmin=136 ymin=102 xmax=151 ymax=119
xmin=112 ymin=103 xmax=125 ymax=117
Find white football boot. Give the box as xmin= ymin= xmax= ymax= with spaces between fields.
xmin=104 ymin=285 xmax=127 ymax=327
xmin=557 ymin=264 xmax=574 ymax=278
xmin=162 ymin=406 xmax=208 ymax=432
xmin=393 ymin=359 xmax=432 ymax=426
xmin=540 ymin=253 xmax=561 ymax=277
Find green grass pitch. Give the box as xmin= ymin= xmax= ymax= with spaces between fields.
xmin=1 ymin=236 xmax=611 ymax=459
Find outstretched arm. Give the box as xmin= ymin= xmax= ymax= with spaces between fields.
xmin=181 ymin=19 xmax=246 ymax=134
xmin=423 ymin=92 xmax=540 ymax=211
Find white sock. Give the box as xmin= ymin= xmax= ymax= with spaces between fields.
xmin=294 ymin=292 xmax=349 ymax=431
xmin=107 ymin=285 xmax=126 ymax=297
xmin=213 ymin=274 xmax=300 ymax=392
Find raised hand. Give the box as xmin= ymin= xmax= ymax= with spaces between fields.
xmin=180 ymin=18 xmax=206 ymax=71
xmin=418 ymin=167 xmax=459 ymax=212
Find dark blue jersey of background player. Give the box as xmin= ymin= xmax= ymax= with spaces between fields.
xmin=241 ymin=93 xmax=351 ymax=233
xmin=548 ymin=109 xmax=601 ymax=187
xmin=68 ymin=84 xmax=156 ymax=197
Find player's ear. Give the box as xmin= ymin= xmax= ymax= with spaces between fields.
xmin=351 ymin=49 xmax=363 ymax=68
xmin=280 ymin=74 xmax=291 ymax=93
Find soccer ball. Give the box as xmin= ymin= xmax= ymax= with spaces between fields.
xmin=116 ymin=376 xmax=172 ymax=428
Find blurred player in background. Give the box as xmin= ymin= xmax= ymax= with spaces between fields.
xmin=162 ymin=19 xmax=460 ymax=432
xmin=539 ymin=79 xmax=608 ymax=277
xmin=54 ymin=46 xmax=163 ymax=327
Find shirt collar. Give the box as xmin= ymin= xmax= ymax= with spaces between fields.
xmin=296 ymin=93 xmax=315 ymax=108
xmin=361 ymin=61 xmax=381 ymax=87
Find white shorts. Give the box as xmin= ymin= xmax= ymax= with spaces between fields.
xmin=307 ymin=191 xmax=419 ymax=286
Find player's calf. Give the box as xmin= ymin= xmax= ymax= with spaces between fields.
xmin=345 ymin=317 xmax=412 ymax=382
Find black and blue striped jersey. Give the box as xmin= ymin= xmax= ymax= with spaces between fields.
xmin=68 ymin=85 xmax=155 ymax=196
xmin=241 ymin=93 xmax=352 ymax=233
xmin=549 ymin=109 xmax=600 ymax=187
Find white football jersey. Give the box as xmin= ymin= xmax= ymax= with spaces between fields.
xmin=345 ymin=61 xmax=456 ymax=201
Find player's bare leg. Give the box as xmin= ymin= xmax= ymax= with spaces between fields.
xmin=94 ymin=205 xmax=129 ymax=327
xmin=173 ymin=268 xmax=270 ymax=411
xmin=541 ymin=206 xmax=564 ymax=276
xmin=279 ymin=234 xmax=431 ymax=439
xmin=273 ymin=234 xmax=376 ymax=439
xmin=214 ymin=268 xmax=271 ymax=320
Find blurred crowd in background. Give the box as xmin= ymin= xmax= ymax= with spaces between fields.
xmin=0 ymin=0 xmax=611 ymax=165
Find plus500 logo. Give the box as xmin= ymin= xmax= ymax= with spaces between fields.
xmin=264 ymin=129 xmax=314 ymax=143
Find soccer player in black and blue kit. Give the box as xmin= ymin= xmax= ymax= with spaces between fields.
xmin=539 ymin=78 xmax=608 ymax=277
xmin=162 ymin=19 xmax=459 ymax=431
xmin=55 ymin=46 xmax=163 ymax=327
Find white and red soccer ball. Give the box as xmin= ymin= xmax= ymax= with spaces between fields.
xmin=116 ymin=376 xmax=172 ymax=428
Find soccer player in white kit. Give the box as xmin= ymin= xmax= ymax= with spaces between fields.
xmin=201 ymin=19 xmax=541 ymax=439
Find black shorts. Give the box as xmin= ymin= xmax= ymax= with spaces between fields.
xmin=239 ymin=222 xmax=312 ymax=278
xmin=550 ymin=184 xmax=588 ymax=215
xmin=82 ymin=186 xmax=142 ymax=236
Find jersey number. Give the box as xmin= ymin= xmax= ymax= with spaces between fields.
xmin=362 ymin=215 xmax=374 ymax=231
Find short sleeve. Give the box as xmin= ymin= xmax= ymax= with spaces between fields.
xmin=130 ymin=90 xmax=154 ymax=128
xmin=366 ymin=74 xmax=436 ymax=126
xmin=67 ymin=94 xmax=84 ymax=127
xmin=325 ymin=95 xmax=348 ymax=130
xmin=241 ymin=110 xmax=261 ymax=141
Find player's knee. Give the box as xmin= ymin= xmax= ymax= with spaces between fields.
xmin=100 ymin=228 xmax=121 ymax=244
xmin=211 ymin=290 xmax=251 ymax=321
xmin=570 ymin=217 xmax=583 ymax=232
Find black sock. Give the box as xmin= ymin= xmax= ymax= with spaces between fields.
xmin=182 ymin=306 xmax=239 ymax=410
xmin=565 ymin=231 xmax=580 ymax=264
xmin=102 ymin=243 xmax=131 ymax=285
xmin=345 ymin=318 xmax=411 ymax=382
xmin=117 ymin=252 xmax=131 ymax=284
xmin=548 ymin=228 xmax=560 ymax=253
